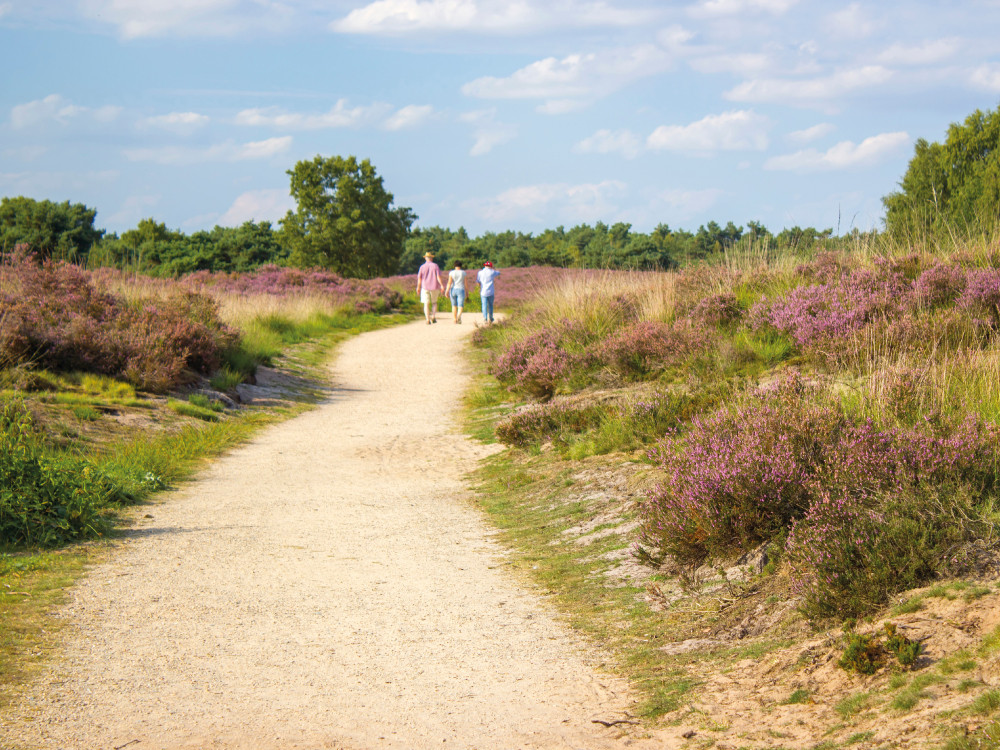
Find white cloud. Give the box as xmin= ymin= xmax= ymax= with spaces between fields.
xmin=140 ymin=111 xmax=210 ymax=133
xmin=467 ymin=180 xmax=626 ymax=224
xmin=725 ymin=65 xmax=892 ymax=106
xmin=123 ymin=136 xmax=292 ymax=165
xmin=764 ymin=131 xmax=909 ymax=171
xmin=787 ymin=122 xmax=835 ymax=143
xmin=971 ymin=64 xmax=1000 ymax=91
xmin=654 ymin=188 xmax=724 ymax=219
xmin=0 ymin=3 xmax=11 ymax=19
xmin=460 ymin=108 xmax=516 ymax=156
xmin=11 ymin=94 xmax=82 ymax=128
xmin=235 ymin=100 xmax=391 ymax=129
xmin=825 ymin=3 xmax=880 ymax=38
xmin=462 ymin=43 xmax=673 ymax=112
xmin=331 ymin=0 xmax=655 ymax=35
xmin=218 ymin=189 xmax=295 ymax=226
xmin=575 ymin=129 xmax=643 ymax=159
xmin=10 ymin=94 xmax=122 ymax=129
xmin=105 ymin=194 xmax=161 ymax=228
xmin=690 ymin=52 xmax=774 ymax=75
xmin=647 ymin=110 xmax=770 ymax=153
xmin=689 ymin=0 xmax=798 ymax=17
xmin=876 ymin=38 xmax=960 ymax=66
xmin=383 ymin=104 xmax=434 ymax=130
xmin=79 ymin=0 xmax=297 ymax=38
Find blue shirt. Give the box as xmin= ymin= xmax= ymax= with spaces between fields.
xmin=477 ymin=267 xmax=500 ymax=297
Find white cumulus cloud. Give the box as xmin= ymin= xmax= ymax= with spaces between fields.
xmin=462 ymin=43 xmax=673 ymax=112
xmin=575 ymin=129 xmax=642 ymax=159
xmin=140 ymin=111 xmax=210 ymax=133
xmin=689 ymin=0 xmax=798 ymax=17
xmin=725 ymin=65 xmax=893 ymax=106
xmin=460 ymin=108 xmax=516 ymax=156
xmin=971 ymin=64 xmax=1000 ymax=91
xmin=647 ymin=110 xmax=770 ymax=153
xmin=383 ymin=104 xmax=435 ymax=131
xmin=468 ymin=180 xmax=626 ymax=224
xmin=787 ymin=122 xmax=835 ymax=143
xmin=331 ymin=0 xmax=655 ymax=35
xmin=218 ymin=189 xmax=295 ymax=226
xmin=235 ymin=100 xmax=392 ymax=130
xmin=876 ymin=38 xmax=960 ymax=66
xmin=124 ymin=136 xmax=292 ymax=165
xmin=79 ymin=0 xmax=297 ymax=38
xmin=825 ymin=2 xmax=880 ymax=38
xmin=764 ymin=131 xmax=910 ymax=171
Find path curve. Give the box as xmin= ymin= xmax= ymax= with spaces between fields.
xmin=3 ymin=319 xmax=667 ymax=750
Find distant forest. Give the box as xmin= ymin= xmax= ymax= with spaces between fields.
xmin=0 ymin=195 xmax=851 ymax=278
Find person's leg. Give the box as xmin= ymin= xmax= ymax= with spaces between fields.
xmin=456 ymin=305 xmax=463 ymax=323
xmin=422 ymin=290 xmax=431 ymax=323
xmin=451 ymin=293 xmax=458 ymax=322
xmin=481 ymin=292 xmax=489 ymax=323
xmin=430 ymin=289 xmax=439 ymax=322
xmin=485 ymin=295 xmax=494 ymax=323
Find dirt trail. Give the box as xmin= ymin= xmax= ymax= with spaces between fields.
xmin=3 ymin=319 xmax=676 ymax=750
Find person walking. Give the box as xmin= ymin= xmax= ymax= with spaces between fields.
xmin=476 ymin=261 xmax=500 ymax=325
xmin=416 ymin=251 xmax=443 ymax=324
xmin=445 ymin=260 xmax=468 ymax=324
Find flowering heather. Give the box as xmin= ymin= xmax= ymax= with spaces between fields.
xmin=751 ymin=267 xmax=914 ymax=348
xmin=958 ymin=268 xmax=1000 ymax=325
xmin=491 ymin=329 xmax=575 ymax=399
xmin=689 ymin=293 xmax=742 ymax=327
xmin=596 ymin=320 xmax=709 ymax=378
xmin=639 ymin=373 xmax=1000 ymax=575
xmin=181 ymin=265 xmax=403 ymax=312
xmin=0 ymin=252 xmax=236 ymax=392
xmin=914 ymin=263 xmax=967 ymax=307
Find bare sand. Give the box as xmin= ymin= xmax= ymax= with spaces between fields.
xmin=3 ymin=318 xmax=675 ymax=750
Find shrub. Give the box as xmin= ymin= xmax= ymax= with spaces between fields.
xmin=495 ymin=402 xmax=601 ymax=447
xmin=596 ymin=320 xmax=708 ymax=379
xmin=491 ymin=329 xmax=576 ymax=399
xmin=0 ymin=253 xmax=238 ymax=392
xmin=689 ymin=293 xmax=741 ymax=327
xmin=0 ymin=398 xmax=119 ymax=547
xmin=914 ymin=263 xmax=967 ymax=307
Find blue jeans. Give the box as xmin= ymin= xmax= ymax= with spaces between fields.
xmin=481 ymin=294 xmax=494 ymax=321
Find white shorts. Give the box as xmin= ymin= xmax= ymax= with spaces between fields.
xmin=420 ymin=288 xmax=439 ymax=304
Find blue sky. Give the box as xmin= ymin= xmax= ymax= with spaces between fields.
xmin=2 ymin=1 xmax=1000 ymax=238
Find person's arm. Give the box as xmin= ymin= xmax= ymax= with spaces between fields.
xmin=445 ymin=273 xmax=453 ymax=294
xmin=416 ymin=266 xmax=423 ymax=293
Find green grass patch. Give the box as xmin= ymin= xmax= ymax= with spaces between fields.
xmin=835 ymin=691 xmax=874 ymax=718
xmin=168 ymin=399 xmax=221 ymax=422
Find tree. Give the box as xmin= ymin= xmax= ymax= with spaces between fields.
xmin=0 ymin=196 xmax=104 ymax=261
xmin=884 ymin=105 xmax=1000 ymax=239
xmin=280 ymin=155 xmax=415 ymax=278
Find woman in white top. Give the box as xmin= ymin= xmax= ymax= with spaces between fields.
xmin=445 ymin=260 xmax=468 ymax=324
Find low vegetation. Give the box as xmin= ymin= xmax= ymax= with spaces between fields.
xmin=467 ymin=231 xmax=1000 ymax=746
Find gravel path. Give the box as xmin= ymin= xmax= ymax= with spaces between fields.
xmin=3 ymin=319 xmax=668 ymax=750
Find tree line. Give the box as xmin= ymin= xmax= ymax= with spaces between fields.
xmin=4 ymin=101 xmax=1000 ymax=278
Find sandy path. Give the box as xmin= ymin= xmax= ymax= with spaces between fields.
xmin=3 ymin=319 xmax=667 ymax=750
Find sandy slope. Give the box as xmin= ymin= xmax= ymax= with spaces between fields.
xmin=2 ymin=318 xmax=675 ymax=750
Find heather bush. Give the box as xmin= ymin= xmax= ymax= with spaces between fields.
xmin=689 ymin=293 xmax=742 ymax=327
xmin=786 ymin=484 xmax=980 ymax=619
xmin=495 ymin=401 xmax=602 ymax=447
xmin=915 ymin=263 xmax=967 ymax=307
xmin=639 ymin=376 xmax=836 ymax=564
xmin=0 ymin=253 xmax=237 ymax=392
xmin=959 ymin=269 xmax=1000 ymax=326
xmin=596 ymin=320 xmax=709 ymax=379
xmin=491 ymin=328 xmax=579 ymax=399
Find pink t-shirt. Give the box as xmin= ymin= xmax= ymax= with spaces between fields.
xmin=417 ymin=261 xmax=442 ymax=290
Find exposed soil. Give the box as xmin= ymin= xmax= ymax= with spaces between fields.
xmin=0 ymin=319 xmax=679 ymax=750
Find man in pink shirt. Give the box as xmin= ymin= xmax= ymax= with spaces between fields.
xmin=416 ymin=251 xmax=444 ymax=324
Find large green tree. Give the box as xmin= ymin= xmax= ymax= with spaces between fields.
xmin=0 ymin=196 xmax=104 ymax=261
xmin=884 ymin=105 xmax=1000 ymax=238
xmin=280 ymin=155 xmax=415 ymax=277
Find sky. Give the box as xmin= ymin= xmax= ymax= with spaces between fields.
xmin=2 ymin=1 xmax=1000 ymax=239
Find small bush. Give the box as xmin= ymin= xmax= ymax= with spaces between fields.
xmin=0 ymin=398 xmax=120 ymax=547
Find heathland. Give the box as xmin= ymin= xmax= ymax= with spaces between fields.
xmin=2 ymin=239 xmax=1000 ymax=747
